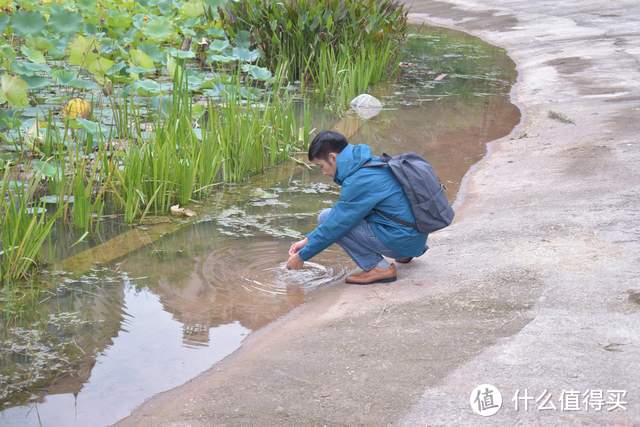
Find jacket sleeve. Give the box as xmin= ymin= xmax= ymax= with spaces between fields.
xmin=298 ymin=176 xmax=383 ymax=261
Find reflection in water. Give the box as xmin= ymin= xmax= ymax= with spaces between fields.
xmin=0 ymin=280 xmax=248 ymax=426
xmin=119 ymin=198 xmax=353 ymax=335
xmin=0 ymin=24 xmax=520 ymax=425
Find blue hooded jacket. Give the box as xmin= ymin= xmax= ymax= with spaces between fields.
xmin=298 ymin=143 xmax=428 ymax=262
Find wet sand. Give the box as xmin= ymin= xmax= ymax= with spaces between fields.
xmin=117 ymin=1 xmax=640 ymax=424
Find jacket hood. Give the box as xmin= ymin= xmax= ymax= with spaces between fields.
xmin=333 ymin=143 xmax=373 ymax=185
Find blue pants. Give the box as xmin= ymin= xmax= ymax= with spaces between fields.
xmin=318 ymin=208 xmax=400 ymax=271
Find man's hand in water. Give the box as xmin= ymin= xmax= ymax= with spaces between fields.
xmin=288 ymin=237 xmax=308 ymax=256
xmin=286 ymin=253 xmax=304 ymax=270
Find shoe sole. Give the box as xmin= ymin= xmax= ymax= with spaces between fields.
xmin=346 ymin=276 xmax=397 ymax=285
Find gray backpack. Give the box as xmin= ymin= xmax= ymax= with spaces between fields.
xmin=363 ymin=152 xmax=454 ymax=234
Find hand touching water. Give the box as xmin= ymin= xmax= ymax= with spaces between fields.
xmin=286 ymin=237 xmax=308 ymax=270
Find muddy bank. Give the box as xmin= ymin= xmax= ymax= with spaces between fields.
xmin=116 ymin=0 xmax=640 ymax=424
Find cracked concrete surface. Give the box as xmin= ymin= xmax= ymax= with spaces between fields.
xmin=116 ymin=0 xmax=640 ymax=425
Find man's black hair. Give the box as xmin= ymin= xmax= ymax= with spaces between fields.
xmin=308 ymin=130 xmax=348 ymax=161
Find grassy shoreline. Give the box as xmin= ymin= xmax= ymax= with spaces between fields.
xmin=1 ymin=0 xmax=408 ymax=285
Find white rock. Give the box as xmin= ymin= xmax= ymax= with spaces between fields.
xmin=349 ymin=93 xmax=383 ymax=119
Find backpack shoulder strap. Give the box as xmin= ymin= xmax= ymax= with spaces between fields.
xmin=361 ymin=152 xmax=392 ymax=168
xmin=373 ymin=208 xmax=417 ymax=230
xmin=361 ymin=161 xmax=386 ymax=168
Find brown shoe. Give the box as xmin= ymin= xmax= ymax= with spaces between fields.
xmin=345 ymin=263 xmax=397 ymax=285
xmin=395 ymin=257 xmax=413 ymax=264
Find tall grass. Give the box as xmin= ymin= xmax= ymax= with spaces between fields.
xmin=109 ymin=63 xmax=305 ymax=222
xmin=0 ymin=60 xmax=310 ymax=284
xmin=310 ymin=41 xmax=399 ymax=112
xmin=110 ymin=93 xmax=142 ymax=141
xmin=221 ymin=0 xmax=408 ymax=109
xmin=0 ymin=167 xmax=60 ymax=284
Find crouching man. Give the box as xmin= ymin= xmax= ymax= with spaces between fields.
xmin=286 ymin=130 xmax=428 ymax=285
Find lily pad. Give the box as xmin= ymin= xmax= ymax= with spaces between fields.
xmin=75 ymin=118 xmax=100 ymax=134
xmin=208 ymin=39 xmax=229 ymax=52
xmin=23 ymin=76 xmax=52 ymax=89
xmin=68 ymin=79 xmax=99 ymax=90
xmin=157 ymin=0 xmax=175 ymax=15
xmin=11 ymin=60 xmax=51 ymax=77
xmin=0 ymin=14 xmax=9 ymax=33
xmin=27 ymin=207 xmax=47 ymax=215
xmin=206 ymin=28 xmax=226 ymax=39
xmin=242 ymin=64 xmax=272 ymax=81
xmin=203 ymin=85 xmax=224 ymax=98
xmin=232 ymin=47 xmax=260 ymax=63
xmin=106 ymin=61 xmax=127 ymax=76
xmin=40 ymin=194 xmax=74 ymax=204
xmin=208 ymin=54 xmax=236 ymax=63
xmin=235 ymin=30 xmax=251 ymax=48
xmin=127 ymin=66 xmax=155 ymax=74
xmin=31 ymin=160 xmax=62 ymax=180
xmin=11 ymin=11 xmax=46 ymax=37
xmin=130 ymin=48 xmax=155 ymax=69
xmin=52 ymin=69 xmax=75 ymax=85
xmin=204 ymin=0 xmax=227 ymax=10
xmin=137 ymin=43 xmax=165 ymax=63
xmin=68 ymin=35 xmax=94 ymax=67
xmin=142 ymin=17 xmax=174 ymax=41
xmin=86 ymin=55 xmax=115 ymax=80
xmin=48 ymin=36 xmax=71 ymax=59
xmin=1 ymin=74 xmax=29 ymax=108
xmin=30 ymin=37 xmax=54 ymax=52
xmin=180 ymin=1 xmax=205 ymax=18
xmin=0 ymin=44 xmax=16 ymax=62
xmin=168 ymin=48 xmax=195 ymax=59
xmin=133 ymin=79 xmax=163 ymax=95
xmin=20 ymin=46 xmax=46 ymax=64
xmin=48 ymin=7 xmax=83 ymax=34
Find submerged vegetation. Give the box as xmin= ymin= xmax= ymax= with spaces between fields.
xmin=0 ymin=0 xmax=408 ymax=286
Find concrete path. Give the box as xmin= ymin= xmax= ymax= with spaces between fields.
xmin=116 ymin=1 xmax=640 ymax=425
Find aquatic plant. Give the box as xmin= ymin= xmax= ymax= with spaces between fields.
xmin=311 ymin=41 xmax=399 ymax=112
xmin=0 ymin=166 xmax=60 ymax=284
xmin=107 ymin=62 xmax=305 ymax=222
xmin=221 ymin=0 xmax=407 ymax=109
xmin=0 ymin=0 xmax=318 ymax=282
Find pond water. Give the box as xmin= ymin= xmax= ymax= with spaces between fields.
xmin=0 ymin=25 xmax=519 ymax=426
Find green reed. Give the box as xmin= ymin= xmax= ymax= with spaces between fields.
xmin=221 ymin=0 xmax=407 ymax=107
xmin=109 ymin=63 xmax=304 ymax=222
xmin=0 ymin=167 xmax=60 ymax=284
xmin=0 ymin=57 xmax=310 ymax=284
xmin=309 ymin=40 xmax=399 ymax=112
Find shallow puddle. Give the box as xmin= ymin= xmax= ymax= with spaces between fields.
xmin=0 ymin=25 xmax=519 ymax=425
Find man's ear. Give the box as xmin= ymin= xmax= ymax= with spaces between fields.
xmin=328 ymin=152 xmax=337 ymax=164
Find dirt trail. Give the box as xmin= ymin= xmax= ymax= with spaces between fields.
xmin=117 ymin=0 xmax=640 ymax=424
